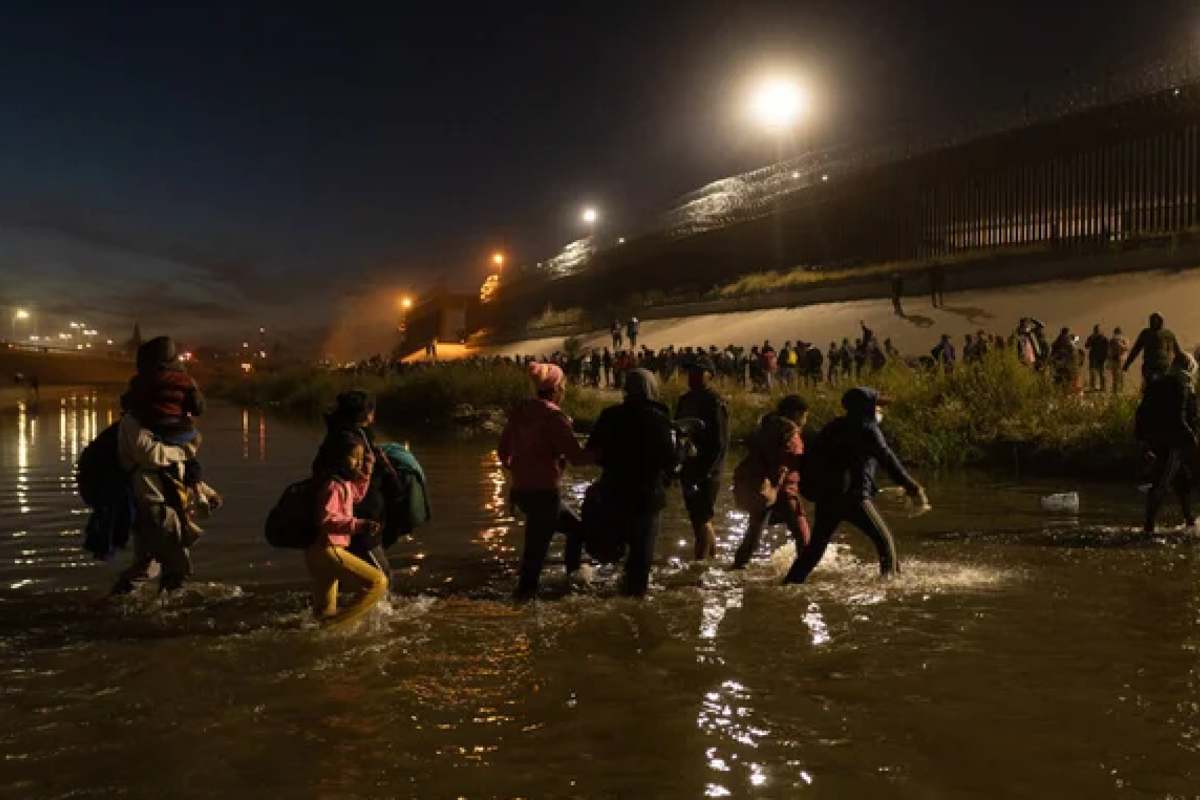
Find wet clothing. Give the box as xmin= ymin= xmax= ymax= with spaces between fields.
xmin=675 ymin=387 xmax=730 ymax=524
xmin=731 ymin=414 xmax=808 ymax=568
xmin=682 ymin=477 xmax=722 ymax=525
xmin=1126 ymin=327 xmax=1179 ymax=380
xmin=1136 ymin=372 xmax=1198 ymax=445
xmin=499 ymin=397 xmax=590 ymax=595
xmin=785 ymin=388 xmax=916 ymax=582
xmin=620 ymin=511 xmax=661 ymax=596
xmin=785 ymin=497 xmax=897 ymax=583
xmin=305 ymin=542 xmax=387 ymax=623
xmin=112 ymin=415 xmax=197 ymax=593
xmin=1136 ymin=372 xmax=1198 ymax=532
xmin=586 ymin=396 xmax=677 ymax=595
xmin=511 ymin=489 xmax=583 ymax=597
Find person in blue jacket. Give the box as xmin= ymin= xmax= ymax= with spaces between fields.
xmin=785 ymin=387 xmax=928 ymax=583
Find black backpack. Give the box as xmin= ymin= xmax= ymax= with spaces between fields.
xmin=77 ymin=421 xmax=136 ymax=560
xmin=264 ymin=479 xmax=319 ymax=549
xmin=580 ymin=479 xmax=627 ymax=564
xmin=798 ymin=424 xmax=847 ymax=503
xmin=76 ymin=422 xmax=124 ymax=509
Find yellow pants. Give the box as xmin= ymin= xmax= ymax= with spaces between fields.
xmin=304 ymin=543 xmax=388 ymax=628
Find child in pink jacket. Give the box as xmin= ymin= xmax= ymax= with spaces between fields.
xmin=306 ymin=432 xmax=388 ymax=626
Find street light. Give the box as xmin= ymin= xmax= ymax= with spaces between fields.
xmin=399 ymin=295 xmax=413 ymax=311
xmin=491 ymin=252 xmax=505 ymax=269
xmin=749 ymin=76 xmax=810 ymax=132
xmin=581 ymin=207 xmax=598 ymax=226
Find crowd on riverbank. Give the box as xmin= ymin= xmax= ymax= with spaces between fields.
xmin=335 ymin=314 xmax=1197 ymax=400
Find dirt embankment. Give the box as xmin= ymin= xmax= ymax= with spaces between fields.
xmin=482 ymin=267 xmax=1200 ymax=358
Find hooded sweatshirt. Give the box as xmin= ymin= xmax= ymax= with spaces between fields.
xmin=498 ymin=397 xmax=588 ymax=491
xmin=586 ymin=373 xmax=677 ymax=512
xmin=817 ymin=387 xmax=919 ymax=501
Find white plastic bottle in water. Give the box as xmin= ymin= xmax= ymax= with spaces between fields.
xmin=1040 ymin=492 xmax=1080 ymax=512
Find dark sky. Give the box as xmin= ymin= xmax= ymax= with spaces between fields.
xmin=0 ymin=0 xmax=1195 ymax=351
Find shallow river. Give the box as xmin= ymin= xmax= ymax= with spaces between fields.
xmin=2 ymin=389 xmax=1199 ymax=798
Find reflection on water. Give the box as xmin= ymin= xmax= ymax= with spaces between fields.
xmin=1 ymin=396 xmax=1200 ymax=797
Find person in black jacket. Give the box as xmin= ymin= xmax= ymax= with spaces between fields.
xmin=313 ymin=391 xmax=405 ymax=582
xmin=785 ymin=387 xmax=928 ymax=583
xmin=586 ymin=369 xmax=678 ymax=596
xmin=1136 ymin=354 xmax=1199 ymax=533
xmin=675 ymin=355 xmax=730 ymax=560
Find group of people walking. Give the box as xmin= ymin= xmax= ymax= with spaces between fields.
xmin=498 ymin=353 xmax=929 ymax=598
xmin=91 ymin=307 xmax=1199 ymax=626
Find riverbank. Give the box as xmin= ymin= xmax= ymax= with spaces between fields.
xmin=211 ymin=355 xmax=1143 ymax=476
xmin=481 ymin=266 xmax=1200 ymax=362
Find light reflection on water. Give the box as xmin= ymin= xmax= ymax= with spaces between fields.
xmin=1 ymin=394 xmax=1200 ymax=796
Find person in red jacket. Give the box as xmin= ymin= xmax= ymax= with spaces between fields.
xmin=498 ymin=362 xmax=593 ymax=599
xmin=731 ymin=395 xmax=811 ymax=569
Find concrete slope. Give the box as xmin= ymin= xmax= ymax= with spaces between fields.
xmin=481 ymin=267 xmax=1200 ymax=357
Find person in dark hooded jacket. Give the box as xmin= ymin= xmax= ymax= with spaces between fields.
xmin=1124 ymin=312 xmax=1181 ymax=385
xmin=1135 ymin=353 xmax=1199 ymax=533
xmin=784 ymin=387 xmax=928 ymax=583
xmin=585 ymin=369 xmax=678 ymax=596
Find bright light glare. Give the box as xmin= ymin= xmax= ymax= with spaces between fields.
xmin=750 ymin=77 xmax=809 ymax=131
xmin=491 ymin=252 xmax=505 ymax=267
xmin=400 ymin=296 xmax=414 ymax=310
xmin=581 ymin=207 xmax=598 ymax=225
xmin=14 ymin=309 xmax=29 ymax=320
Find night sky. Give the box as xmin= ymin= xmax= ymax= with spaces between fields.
xmin=0 ymin=1 xmax=1195 ymax=354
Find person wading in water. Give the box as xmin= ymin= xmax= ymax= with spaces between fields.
xmin=498 ymin=362 xmax=593 ymax=599
xmin=674 ymin=354 xmax=729 ymax=561
xmin=785 ymin=387 xmax=928 ymax=583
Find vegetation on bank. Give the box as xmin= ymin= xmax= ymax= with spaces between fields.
xmin=212 ymin=352 xmax=1143 ymax=476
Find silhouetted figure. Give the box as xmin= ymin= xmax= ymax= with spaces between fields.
xmin=929 ymin=264 xmax=946 ymax=308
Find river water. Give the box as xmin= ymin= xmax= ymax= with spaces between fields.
xmin=1 ymin=389 xmax=1198 ymax=798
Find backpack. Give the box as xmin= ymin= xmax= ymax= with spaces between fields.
xmin=77 ymin=421 xmax=136 ymax=560
xmin=798 ymin=425 xmax=847 ymax=502
xmin=77 ymin=422 xmax=124 ymax=509
xmin=580 ymin=479 xmax=627 ymax=564
xmin=378 ymin=443 xmax=432 ymax=544
xmin=264 ymin=479 xmax=320 ymax=549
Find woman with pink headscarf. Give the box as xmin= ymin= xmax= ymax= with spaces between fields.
xmin=498 ymin=362 xmax=593 ymax=599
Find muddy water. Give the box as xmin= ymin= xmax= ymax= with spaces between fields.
xmin=2 ymin=389 xmax=1199 ymax=798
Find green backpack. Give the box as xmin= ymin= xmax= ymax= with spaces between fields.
xmin=378 ymin=443 xmax=433 ymax=543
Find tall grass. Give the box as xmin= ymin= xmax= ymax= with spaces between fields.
xmin=564 ymin=353 xmax=1141 ymax=475
xmin=213 ymin=353 xmax=1142 ymax=476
